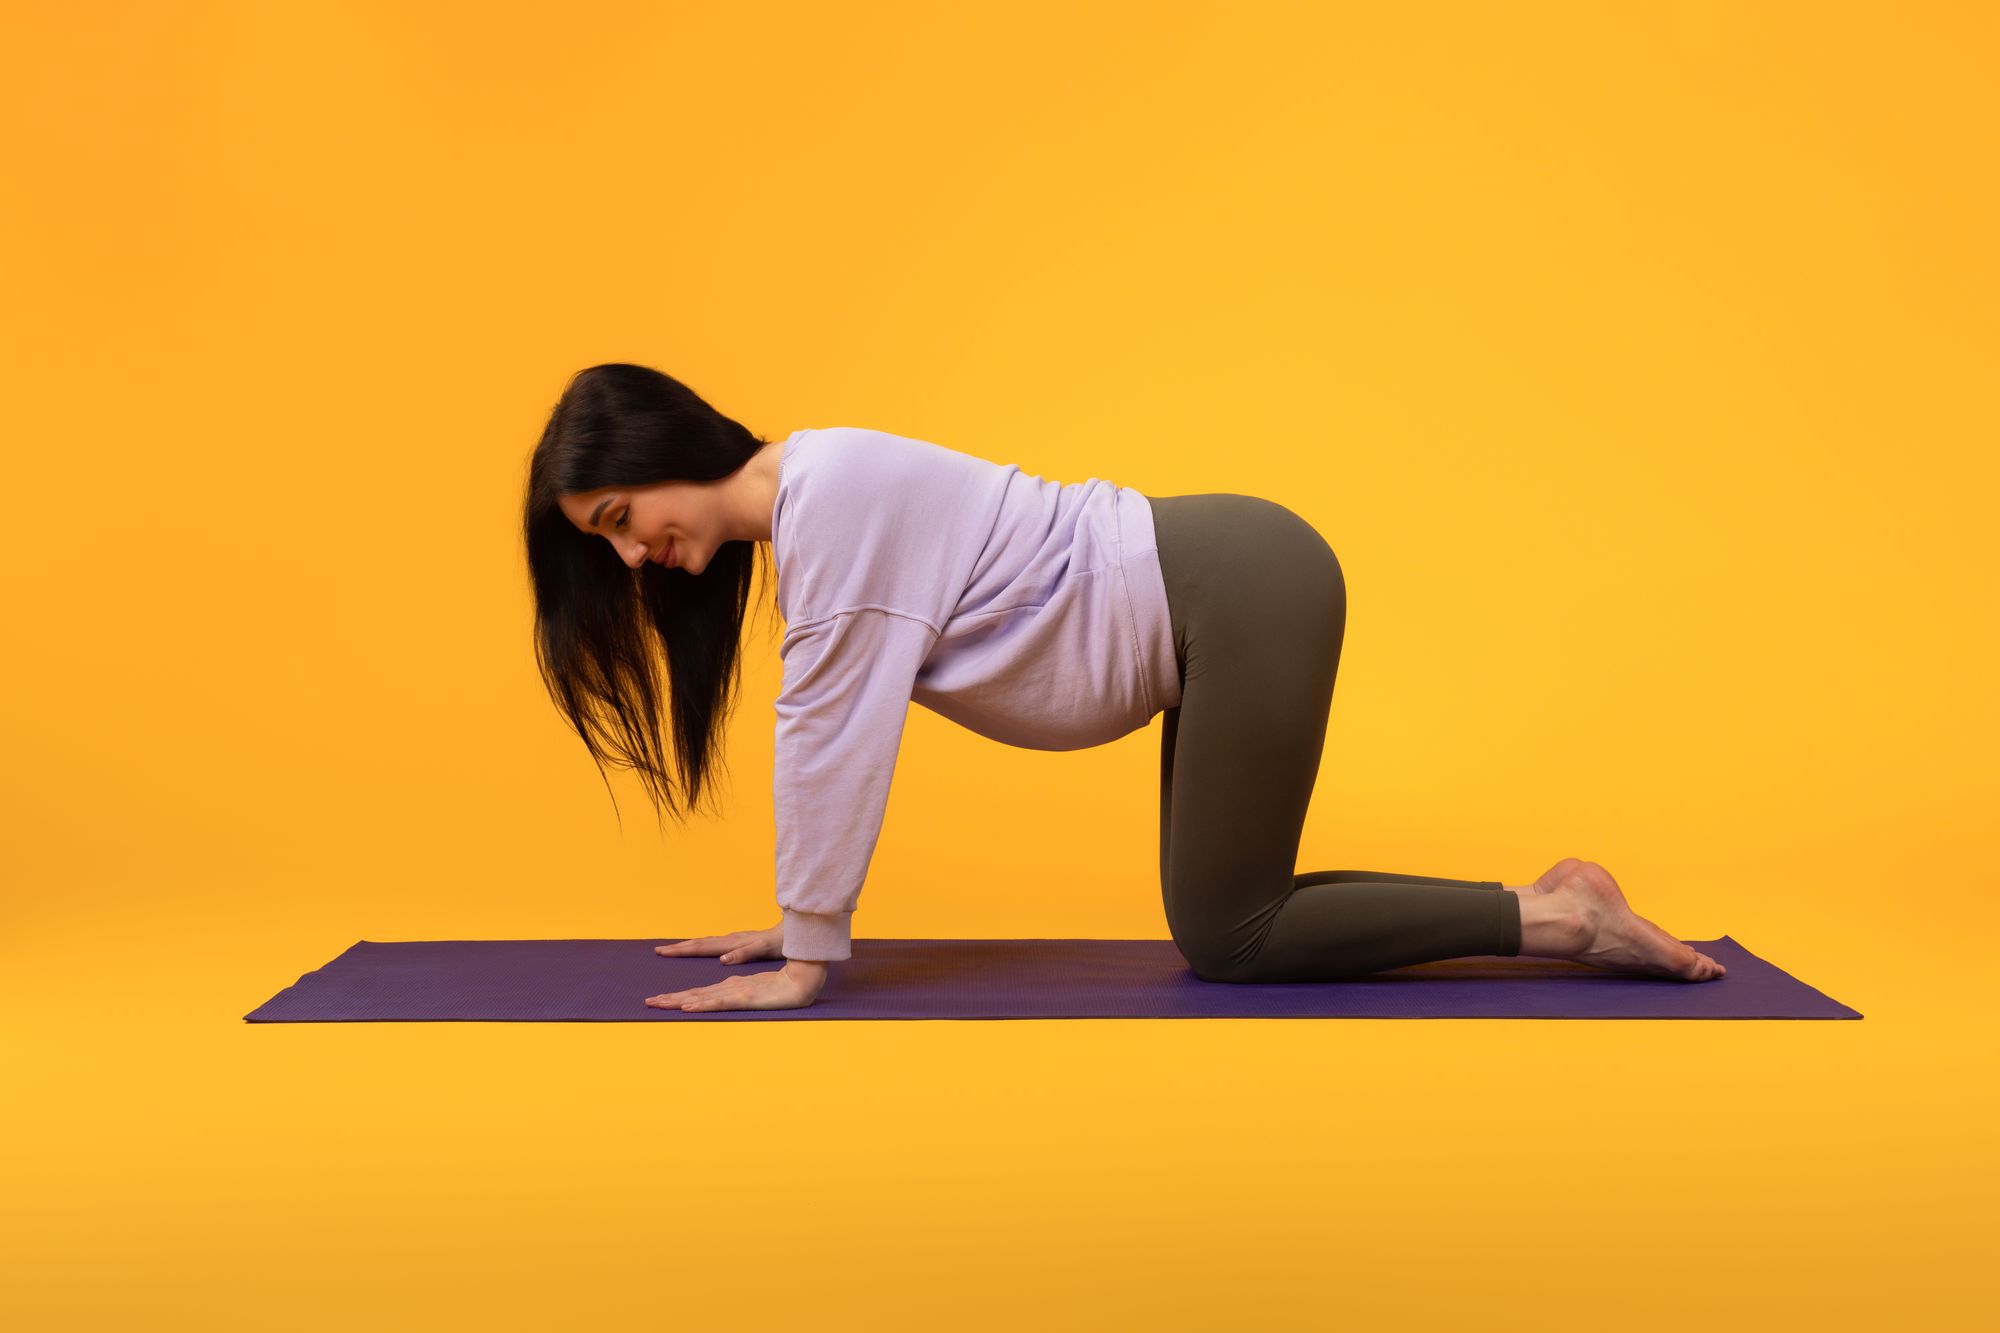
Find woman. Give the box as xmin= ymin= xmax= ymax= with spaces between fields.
xmin=523 ymin=364 xmax=1726 ymax=1013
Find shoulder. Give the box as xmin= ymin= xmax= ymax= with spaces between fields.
xmin=781 ymin=425 xmax=1009 ymax=551
xmin=789 ymin=426 xmax=988 ymax=497
xmin=775 ymin=427 xmax=1015 ymax=625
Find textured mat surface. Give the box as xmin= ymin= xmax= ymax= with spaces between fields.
xmin=243 ymin=934 xmax=1860 ymax=1021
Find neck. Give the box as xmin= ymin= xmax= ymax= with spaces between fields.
xmin=725 ymin=437 xmax=783 ymax=543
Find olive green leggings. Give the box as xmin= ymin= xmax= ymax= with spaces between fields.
xmin=1147 ymin=493 xmax=1523 ymax=983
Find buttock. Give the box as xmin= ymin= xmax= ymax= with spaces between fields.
xmin=1146 ymin=493 xmax=1344 ymax=679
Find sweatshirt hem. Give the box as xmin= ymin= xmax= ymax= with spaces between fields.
xmin=1120 ymin=493 xmax=1183 ymax=715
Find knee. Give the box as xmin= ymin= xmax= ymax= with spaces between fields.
xmin=1168 ymin=922 xmax=1226 ymax=982
xmin=1177 ymin=942 xmax=1257 ymax=985
xmin=1168 ymin=893 xmax=1296 ymax=985
xmin=1186 ymin=957 xmax=1240 ymax=984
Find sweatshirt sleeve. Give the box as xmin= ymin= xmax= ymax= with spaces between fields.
xmin=772 ymin=607 xmax=940 ymax=961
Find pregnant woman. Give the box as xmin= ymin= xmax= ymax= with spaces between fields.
xmin=522 ymin=364 xmax=1725 ymax=1013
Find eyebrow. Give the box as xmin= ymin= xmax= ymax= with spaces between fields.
xmin=587 ymin=497 xmax=617 ymax=529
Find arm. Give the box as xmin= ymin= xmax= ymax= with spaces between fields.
xmin=772 ymin=607 xmax=941 ymax=961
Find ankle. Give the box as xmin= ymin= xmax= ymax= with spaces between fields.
xmin=1514 ymin=891 xmax=1589 ymax=959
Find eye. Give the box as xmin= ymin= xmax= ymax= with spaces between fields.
xmin=616 ymin=508 xmax=630 ymax=530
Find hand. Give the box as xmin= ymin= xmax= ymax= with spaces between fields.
xmin=646 ymin=960 xmax=828 ymax=1013
xmin=655 ymin=925 xmax=784 ymax=965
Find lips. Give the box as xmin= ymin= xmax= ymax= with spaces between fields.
xmin=653 ymin=538 xmax=675 ymax=568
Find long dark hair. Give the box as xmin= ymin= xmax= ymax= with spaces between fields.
xmin=522 ymin=363 xmax=779 ymax=829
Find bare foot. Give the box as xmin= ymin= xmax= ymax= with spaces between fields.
xmin=1517 ymin=858 xmax=1583 ymax=895
xmin=1542 ymin=861 xmax=1726 ymax=982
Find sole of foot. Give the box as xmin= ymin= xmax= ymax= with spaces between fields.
xmin=1551 ymin=861 xmax=1726 ymax=983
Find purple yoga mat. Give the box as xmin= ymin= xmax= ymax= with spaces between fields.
xmin=243 ymin=934 xmax=1859 ymax=1022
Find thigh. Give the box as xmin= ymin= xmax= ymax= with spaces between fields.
xmin=1150 ymin=494 xmax=1346 ymax=975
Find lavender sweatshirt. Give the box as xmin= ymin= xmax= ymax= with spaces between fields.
xmin=768 ymin=426 xmax=1184 ymax=961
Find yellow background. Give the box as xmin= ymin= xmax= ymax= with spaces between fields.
xmin=4 ymin=1 xmax=1993 ymax=1327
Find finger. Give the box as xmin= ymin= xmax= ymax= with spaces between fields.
xmin=671 ymin=977 xmax=748 ymax=1010
xmin=679 ymin=986 xmax=740 ymax=1011
xmin=647 ymin=979 xmax=729 ymax=1007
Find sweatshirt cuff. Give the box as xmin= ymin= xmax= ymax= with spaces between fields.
xmin=781 ymin=909 xmax=854 ymax=962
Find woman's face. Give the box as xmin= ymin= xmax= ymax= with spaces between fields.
xmin=558 ymin=481 xmax=722 ymax=575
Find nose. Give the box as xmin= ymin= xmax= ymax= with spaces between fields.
xmin=617 ymin=537 xmax=647 ymax=569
